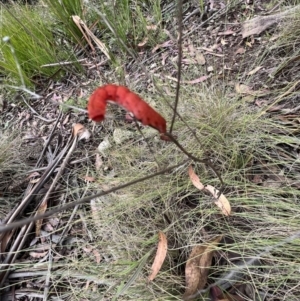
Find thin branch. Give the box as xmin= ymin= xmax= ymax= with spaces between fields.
xmin=0 ymin=159 xmax=190 ymax=234
xmin=169 ymin=0 xmax=183 ymax=134
xmin=21 ymin=95 xmax=55 ymax=123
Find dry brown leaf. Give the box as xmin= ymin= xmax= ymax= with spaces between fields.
xmin=205 ymin=185 xmax=231 ymax=216
xmin=152 ymin=40 xmax=173 ymax=53
xmin=73 ymin=123 xmax=91 ymax=141
xmin=188 ymin=165 xmax=204 ymax=190
xmin=148 ymin=231 xmax=168 ymax=282
xmin=183 ymin=236 xmax=222 ymax=301
xmin=43 ymin=222 xmax=54 ymax=232
xmin=188 ymin=166 xmax=231 ymax=216
xmin=235 ymin=47 xmax=245 ymax=55
xmin=73 ymin=123 xmax=85 ymax=136
xmin=36 ymin=199 xmax=48 ymax=237
xmin=72 ymin=15 xmax=111 ymax=59
xmin=235 ymin=83 xmax=269 ymax=97
xmin=78 ymin=128 xmax=91 ymax=141
xmin=138 ymin=37 xmax=148 ymax=47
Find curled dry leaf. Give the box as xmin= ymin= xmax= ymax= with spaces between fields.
xmin=188 ymin=166 xmax=231 ymax=216
xmin=73 ymin=123 xmax=85 ymax=136
xmin=205 ymin=185 xmax=231 ymax=216
xmin=148 ymin=231 xmax=168 ymax=282
xmin=73 ymin=123 xmax=91 ymax=141
xmin=188 ymin=165 xmax=204 ymax=190
xmin=138 ymin=37 xmax=148 ymax=47
xmin=183 ymin=236 xmax=222 ymax=301
xmin=36 ymin=199 xmax=48 ymax=237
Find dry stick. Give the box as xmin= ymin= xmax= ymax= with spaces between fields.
xmin=0 ymin=159 xmax=190 ymax=234
xmin=20 ymin=95 xmax=56 ymax=123
xmin=169 ymin=0 xmax=183 ymax=134
xmin=0 ymin=134 xmax=69 ymax=287
xmin=35 ymin=133 xmax=79 ymax=236
xmin=0 ymin=224 xmax=34 ymax=287
xmin=166 ymin=0 xmax=224 ymax=187
xmin=36 ymin=112 xmax=63 ymax=167
xmin=0 ymin=144 xmax=65 ymax=238
xmin=43 ymin=246 xmax=52 ymax=301
xmin=57 ymin=177 xmax=90 ymax=245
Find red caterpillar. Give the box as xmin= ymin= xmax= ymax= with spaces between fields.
xmin=88 ymin=84 xmax=167 ymax=136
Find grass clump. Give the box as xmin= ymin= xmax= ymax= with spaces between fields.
xmin=0 ymin=4 xmax=72 ymax=86
xmin=43 ymin=0 xmax=89 ymax=47
xmin=96 ymin=0 xmax=167 ymax=53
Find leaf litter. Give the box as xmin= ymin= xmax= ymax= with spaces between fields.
xmin=183 ymin=236 xmax=222 ymax=301
xmin=148 ymin=231 xmax=168 ymax=282
xmin=188 ymin=166 xmax=231 ymax=216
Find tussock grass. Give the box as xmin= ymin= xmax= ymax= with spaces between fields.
xmin=0 ymin=3 xmax=80 ymax=87
xmin=43 ymin=0 xmax=88 ymax=46
xmin=96 ymin=0 xmax=166 ymax=52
